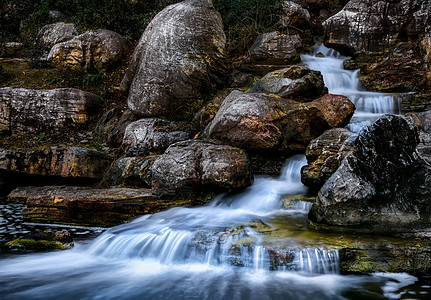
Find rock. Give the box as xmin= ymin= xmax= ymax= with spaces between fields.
xmin=0 ymin=147 xmax=112 ymax=179
xmin=0 ymin=42 xmax=25 ymax=58
xmin=94 ymin=109 xmax=138 ymax=146
xmin=5 ymin=230 xmax=73 ymax=252
xmin=323 ymin=0 xmax=431 ymax=55
xmin=244 ymin=32 xmax=302 ymax=75
xmin=205 ymin=90 xmax=354 ymax=152
xmin=152 ymin=140 xmax=252 ymax=196
xmin=37 ymin=22 xmax=77 ymax=50
xmin=423 ymin=33 xmax=431 ymax=66
xmin=122 ymin=118 xmax=191 ymax=156
xmin=308 ymin=115 xmax=431 ymax=234
xmin=110 ymin=156 xmax=158 ymax=188
xmin=8 ymin=186 xmax=191 ymax=227
xmin=48 ymin=29 xmax=127 ymax=71
xmin=193 ymin=88 xmax=234 ymax=129
xmin=248 ymin=65 xmax=327 ymax=101
xmin=407 ymin=109 xmax=431 ymax=133
xmin=301 ymin=128 xmax=354 ymax=191
xmin=399 ymin=93 xmax=431 ymax=113
xmin=278 ymin=1 xmax=311 ymax=29
xmin=121 ymin=0 xmax=227 ymax=119
xmin=0 ymin=87 xmax=103 ymax=134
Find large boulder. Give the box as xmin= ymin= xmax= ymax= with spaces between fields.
xmin=0 ymin=87 xmax=103 ymax=133
xmin=308 ymin=115 xmax=431 ymax=234
xmin=8 ymin=186 xmax=191 ymax=227
xmin=37 ymin=22 xmax=77 ymax=50
xmin=248 ymin=65 xmax=327 ymax=101
xmin=323 ymin=0 xmax=431 ymax=55
xmin=122 ymin=118 xmax=191 ymax=156
xmin=205 ymin=90 xmax=355 ymax=152
xmin=301 ymin=128 xmax=354 ymax=191
xmin=152 ymin=140 xmax=252 ymax=196
xmin=121 ymin=0 xmax=227 ymax=119
xmin=278 ymin=1 xmax=311 ymax=30
xmin=48 ymin=29 xmax=127 ymax=71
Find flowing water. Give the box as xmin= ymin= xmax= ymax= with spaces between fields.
xmin=0 ymin=48 xmax=429 ymax=299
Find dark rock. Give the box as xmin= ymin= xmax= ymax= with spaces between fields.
xmin=122 ymin=0 xmax=227 ymax=119
xmin=48 ymin=29 xmax=127 ymax=71
xmin=5 ymin=230 xmax=73 ymax=252
xmin=110 ymin=156 xmax=158 ymax=188
xmin=301 ymin=128 xmax=354 ymax=191
xmin=249 ymin=65 xmax=327 ymax=101
xmin=193 ymin=88 xmax=234 ymax=129
xmin=323 ymin=0 xmax=431 ymax=55
xmin=37 ymin=22 xmax=77 ymax=50
xmin=0 ymin=147 xmax=112 ymax=179
xmin=0 ymin=87 xmax=103 ymax=134
xmin=0 ymin=42 xmax=25 ymax=58
xmin=94 ymin=109 xmax=138 ymax=147
xmin=399 ymin=93 xmax=431 ymax=113
xmin=278 ymin=1 xmax=311 ymax=30
xmin=152 ymin=139 xmax=252 ymax=196
xmin=205 ymin=90 xmax=355 ymax=152
xmin=122 ymin=118 xmax=191 ymax=156
xmin=308 ymin=115 xmax=431 ymax=234
xmin=9 ymin=186 xmax=192 ymax=227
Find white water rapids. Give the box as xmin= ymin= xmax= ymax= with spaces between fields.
xmin=0 ymin=47 xmax=420 ymax=299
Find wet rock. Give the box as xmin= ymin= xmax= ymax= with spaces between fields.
xmin=94 ymin=109 xmax=138 ymax=147
xmin=243 ymin=32 xmax=302 ymax=75
xmin=0 ymin=147 xmax=112 ymax=179
xmin=110 ymin=156 xmax=158 ymax=188
xmin=122 ymin=118 xmax=191 ymax=156
xmin=9 ymin=186 xmax=191 ymax=227
xmin=5 ymin=230 xmax=74 ymax=252
xmin=48 ymin=29 xmax=127 ymax=71
xmin=152 ymin=140 xmax=251 ymax=196
xmin=308 ymin=115 xmax=431 ymax=234
xmin=0 ymin=42 xmax=25 ymax=58
xmin=323 ymin=0 xmax=431 ymax=55
xmin=0 ymin=87 xmax=103 ymax=134
xmin=278 ymin=1 xmax=311 ymax=30
xmin=205 ymin=90 xmax=354 ymax=152
xmin=301 ymin=128 xmax=354 ymax=191
xmin=122 ymin=0 xmax=227 ymax=119
xmin=407 ymin=109 xmax=431 ymax=133
xmin=249 ymin=65 xmax=327 ymax=101
xmin=193 ymin=88 xmax=234 ymax=129
xmin=399 ymin=93 xmax=431 ymax=113
xmin=37 ymin=22 xmax=77 ymax=50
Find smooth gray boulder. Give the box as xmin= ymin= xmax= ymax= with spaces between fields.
xmin=121 ymin=0 xmax=227 ymax=119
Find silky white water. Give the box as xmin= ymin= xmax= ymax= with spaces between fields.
xmin=302 ymin=44 xmax=400 ymax=132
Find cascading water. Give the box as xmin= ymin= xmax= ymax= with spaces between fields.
xmin=302 ymin=44 xmax=400 ymax=132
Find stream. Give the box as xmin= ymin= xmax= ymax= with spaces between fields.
xmin=0 ymin=46 xmax=430 ymax=299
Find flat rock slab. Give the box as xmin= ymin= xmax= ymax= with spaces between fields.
xmin=9 ymin=186 xmax=192 ymax=227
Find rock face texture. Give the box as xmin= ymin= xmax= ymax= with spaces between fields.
xmin=301 ymin=128 xmax=354 ymax=191
xmin=8 ymin=186 xmax=190 ymax=227
xmin=37 ymin=22 xmax=77 ymax=50
xmin=48 ymin=29 xmax=127 ymax=71
xmin=152 ymin=140 xmax=251 ymax=196
xmin=278 ymin=1 xmax=311 ymax=29
xmin=309 ymin=115 xmax=431 ymax=234
xmin=249 ymin=66 xmax=327 ymax=101
xmin=122 ymin=118 xmax=191 ymax=156
xmin=110 ymin=156 xmax=157 ymax=188
xmin=121 ymin=0 xmax=227 ymax=119
xmin=323 ymin=0 xmax=431 ymax=55
xmin=205 ymin=90 xmax=355 ymax=152
xmin=0 ymin=147 xmax=112 ymax=179
xmin=0 ymin=87 xmax=103 ymax=133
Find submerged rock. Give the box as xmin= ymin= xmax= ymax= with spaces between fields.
xmin=0 ymin=87 xmax=103 ymax=133
xmin=205 ymin=90 xmax=354 ymax=152
xmin=308 ymin=115 xmax=431 ymax=234
xmin=152 ymin=140 xmax=251 ymax=196
xmin=9 ymin=186 xmax=191 ymax=227
xmin=48 ymin=29 xmax=127 ymax=71
xmin=122 ymin=0 xmax=227 ymax=119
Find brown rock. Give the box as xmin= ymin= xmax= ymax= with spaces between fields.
xmin=312 ymin=94 xmax=355 ymax=127
xmin=110 ymin=156 xmax=158 ymax=188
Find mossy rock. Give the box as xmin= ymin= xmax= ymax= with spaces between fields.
xmin=5 ymin=238 xmax=73 ymax=251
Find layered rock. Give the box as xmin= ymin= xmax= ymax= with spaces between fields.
xmin=0 ymin=87 xmax=103 ymax=133
xmin=8 ymin=186 xmax=191 ymax=227
xmin=301 ymin=128 xmax=354 ymax=191
xmin=323 ymin=0 xmax=431 ymax=55
xmin=37 ymin=22 xmax=77 ymax=50
xmin=122 ymin=118 xmax=191 ymax=156
xmin=205 ymin=90 xmax=355 ymax=152
xmin=48 ymin=29 xmax=127 ymax=71
xmin=152 ymin=140 xmax=251 ymax=196
xmin=121 ymin=0 xmax=227 ymax=119
xmin=249 ymin=65 xmax=327 ymax=101
xmin=308 ymin=115 xmax=431 ymax=234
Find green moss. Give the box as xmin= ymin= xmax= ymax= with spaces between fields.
xmin=6 ymin=239 xmax=72 ymax=251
